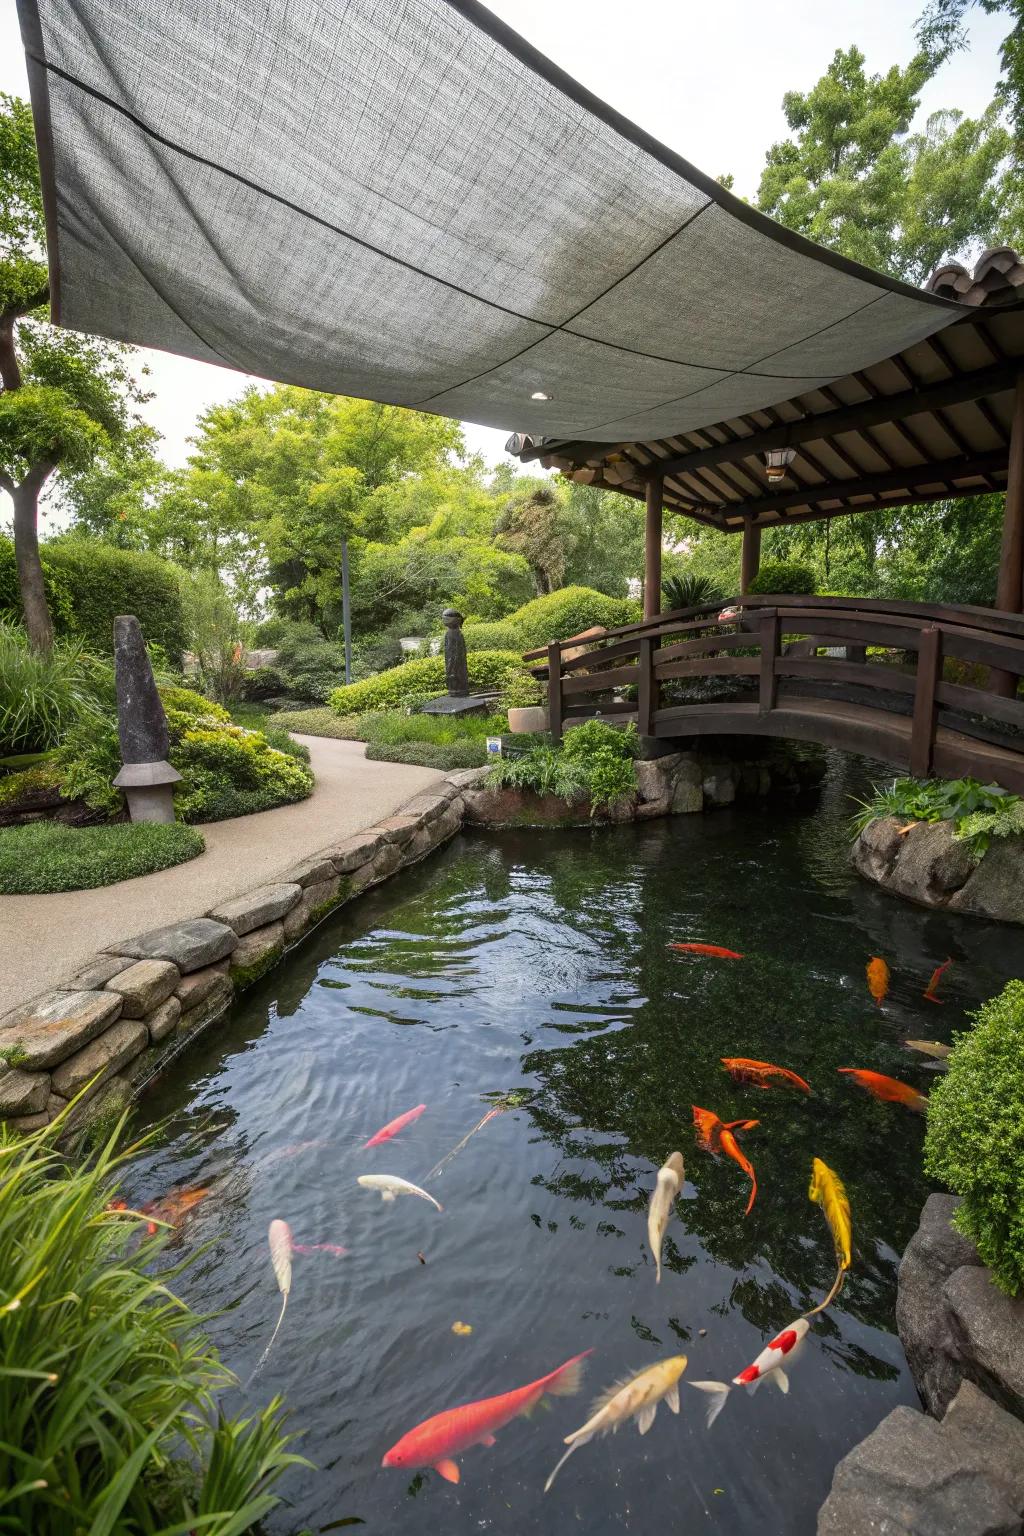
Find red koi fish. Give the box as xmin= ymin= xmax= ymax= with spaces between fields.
xmin=866 ymin=956 xmax=890 ymax=1007
xmin=363 ymin=1104 xmax=427 ymax=1149
xmin=382 ymin=1350 xmax=592 ymax=1483
xmin=139 ymin=1186 xmax=212 ymax=1234
xmin=669 ymin=942 xmax=743 ymax=959
xmin=721 ymin=1058 xmax=811 ymax=1094
xmin=692 ymin=1105 xmax=759 ymax=1155
xmin=690 ymin=1317 xmax=810 ymax=1426
xmin=839 ymin=1069 xmax=927 ymax=1114
xmin=923 ymin=958 xmax=953 ymax=1004
xmin=293 ymin=1242 xmax=348 ymax=1257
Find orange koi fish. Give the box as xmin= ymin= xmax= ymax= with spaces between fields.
xmin=692 ymin=1105 xmax=759 ymax=1156
xmin=838 ymin=1069 xmax=927 ymax=1114
xmin=923 ymin=958 xmax=953 ymax=1004
xmin=669 ymin=942 xmax=743 ymax=959
xmin=866 ymin=956 xmax=890 ymax=1007
xmin=382 ymin=1350 xmax=592 ymax=1483
xmin=363 ymin=1104 xmax=426 ymax=1149
xmin=721 ymin=1058 xmax=811 ymax=1094
xmin=139 ymin=1186 xmax=212 ymax=1235
xmin=720 ymin=1125 xmax=758 ymax=1215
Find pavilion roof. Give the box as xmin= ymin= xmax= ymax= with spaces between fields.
xmin=511 ymin=251 xmax=1024 ymax=531
xmin=18 ymin=0 xmax=968 ymax=450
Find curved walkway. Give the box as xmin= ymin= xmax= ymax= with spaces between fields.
xmin=0 ymin=737 xmax=445 ymax=1012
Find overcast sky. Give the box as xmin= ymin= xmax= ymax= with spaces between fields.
xmin=0 ymin=0 xmax=1009 ymax=475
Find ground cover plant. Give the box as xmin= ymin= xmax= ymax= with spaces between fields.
xmin=271 ymin=707 xmax=362 ymax=739
xmin=0 ymin=820 xmax=205 ymax=893
xmin=851 ymin=776 xmax=1022 ymax=855
xmin=487 ymin=718 xmax=639 ymax=814
xmin=924 ymin=979 xmax=1024 ymax=1295
xmin=0 ymin=1113 xmax=306 ymax=1533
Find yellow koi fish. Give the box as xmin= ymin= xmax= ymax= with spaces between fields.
xmin=543 ymin=1356 xmax=688 ymax=1492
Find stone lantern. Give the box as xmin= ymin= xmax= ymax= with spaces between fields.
xmin=111 ymin=615 xmax=181 ymax=822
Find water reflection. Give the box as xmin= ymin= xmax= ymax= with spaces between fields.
xmin=126 ymin=751 xmax=1024 ymax=1535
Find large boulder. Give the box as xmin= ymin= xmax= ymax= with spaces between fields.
xmin=949 ymin=838 xmax=1024 ymax=925
xmin=886 ymin=821 xmax=977 ymax=905
xmin=0 ymin=990 xmax=123 ymax=1071
xmin=851 ymin=814 xmax=904 ymax=883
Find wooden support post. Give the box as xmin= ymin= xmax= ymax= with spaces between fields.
xmin=910 ymin=626 xmax=942 ymax=778
xmin=741 ymin=519 xmax=762 ymax=595
xmin=546 ymin=641 xmax=563 ymax=743
xmin=758 ymin=611 xmax=779 ymax=715
xmin=637 ymin=636 xmax=655 ymax=736
xmin=644 ymin=474 xmax=664 ymax=620
xmin=991 ymin=375 xmax=1024 ymax=698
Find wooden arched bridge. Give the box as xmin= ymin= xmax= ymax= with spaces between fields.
xmin=527 ymin=596 xmax=1024 ymax=793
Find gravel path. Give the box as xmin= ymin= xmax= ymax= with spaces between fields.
xmin=0 ymin=737 xmax=445 ymax=1012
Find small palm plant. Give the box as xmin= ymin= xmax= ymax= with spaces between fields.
xmin=661 ymin=573 xmax=724 ymax=612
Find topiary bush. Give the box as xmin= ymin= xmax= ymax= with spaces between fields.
xmin=40 ymin=540 xmax=188 ymax=662
xmin=461 ymin=587 xmax=639 ymax=653
xmin=0 ymin=820 xmax=205 ymax=893
xmin=329 ymin=650 xmax=527 ymax=714
xmin=924 ymin=979 xmax=1024 ymax=1295
xmin=747 ymin=560 xmax=817 ymax=596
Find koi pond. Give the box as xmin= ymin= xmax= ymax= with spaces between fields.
xmin=126 ymin=752 xmax=1024 ymax=1534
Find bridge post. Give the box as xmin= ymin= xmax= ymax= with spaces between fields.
xmin=637 ymin=636 xmax=655 ymax=735
xmin=758 ymin=611 xmax=779 ymax=714
xmin=741 ymin=519 xmax=762 ymax=595
xmin=644 ymin=474 xmax=664 ymax=620
xmin=910 ymin=625 xmax=942 ymax=778
xmin=991 ymin=375 xmax=1024 ymax=697
xmin=546 ymin=641 xmax=563 ymax=742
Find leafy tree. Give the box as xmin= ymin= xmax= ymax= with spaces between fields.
xmin=494 ymin=479 xmax=566 ymax=594
xmin=62 ymin=424 xmax=170 ymax=548
xmin=0 ymin=94 xmax=149 ymax=651
xmin=756 ymin=47 xmax=1009 ymax=282
xmin=558 ymin=482 xmax=645 ymax=597
xmin=918 ymin=0 xmax=1024 ymax=144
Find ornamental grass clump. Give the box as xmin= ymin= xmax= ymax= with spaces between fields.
xmin=0 ymin=1113 xmax=307 ymax=1534
xmin=924 ymin=979 xmax=1024 ymax=1295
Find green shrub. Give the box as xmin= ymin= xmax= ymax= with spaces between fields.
xmin=462 ymin=586 xmax=639 ymax=653
xmin=0 ymin=1115 xmax=306 ymax=1533
xmin=488 ymin=717 xmax=638 ymax=813
xmin=159 ymin=684 xmax=231 ymax=723
xmin=329 ymin=650 xmax=527 ymax=714
xmin=0 ymin=620 xmax=112 ymax=757
xmin=488 ymin=744 xmax=588 ymax=799
xmin=561 ymin=718 xmax=639 ymax=763
xmin=172 ymin=724 xmax=313 ymax=823
xmin=925 ymin=980 xmax=1024 ymax=1295
xmin=747 ymin=560 xmax=817 ymax=596
xmin=271 ymin=707 xmax=363 ymax=739
xmin=662 ymin=572 xmax=724 ymax=611
xmin=42 ymin=539 xmax=188 ymax=662
xmin=274 ymin=622 xmax=347 ymax=703
xmin=359 ymin=710 xmax=506 ymax=747
xmin=240 ymin=664 xmax=288 ymax=700
xmin=364 ymin=738 xmax=489 ymax=770
xmin=0 ymin=761 xmax=64 ymax=812
xmin=0 ymin=820 xmax=206 ymax=893
xmin=0 ymin=535 xmax=76 ymax=635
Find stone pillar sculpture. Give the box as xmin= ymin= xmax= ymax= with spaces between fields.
xmin=111 ymin=615 xmax=181 ymax=822
xmin=442 ymin=608 xmax=470 ymax=697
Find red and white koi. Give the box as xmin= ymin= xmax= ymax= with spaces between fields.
xmin=689 ymin=1317 xmax=810 ymax=1426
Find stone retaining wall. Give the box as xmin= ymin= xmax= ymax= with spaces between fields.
xmin=0 ymin=769 xmax=482 ymax=1134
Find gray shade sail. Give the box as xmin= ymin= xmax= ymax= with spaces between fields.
xmin=18 ymin=0 xmax=964 ymax=443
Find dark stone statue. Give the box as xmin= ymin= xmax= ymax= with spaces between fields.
xmin=112 ymin=615 xmax=180 ymax=821
xmin=442 ymin=608 xmax=469 ymax=697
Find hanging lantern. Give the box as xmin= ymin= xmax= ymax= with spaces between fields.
xmin=764 ymin=447 xmax=796 ymax=483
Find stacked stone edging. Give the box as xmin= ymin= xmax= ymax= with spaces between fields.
xmin=852 ymin=816 xmax=1024 ymax=926
xmin=0 ymin=769 xmax=483 ymax=1132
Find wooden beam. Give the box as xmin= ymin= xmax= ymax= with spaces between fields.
xmin=652 ymin=362 xmax=1020 ymax=480
xmin=991 ymin=374 xmax=1024 ymax=696
xmin=739 ymin=451 xmax=1005 ymax=519
xmin=644 ymin=473 xmax=664 ymax=619
xmin=741 ymin=519 xmax=761 ymax=593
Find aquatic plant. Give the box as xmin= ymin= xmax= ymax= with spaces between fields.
xmin=924 ymin=979 xmax=1024 ymax=1296
xmin=0 ymin=1112 xmax=307 ymax=1534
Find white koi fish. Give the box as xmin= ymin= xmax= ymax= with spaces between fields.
xmin=543 ymin=1355 xmax=688 ymax=1492
xmin=690 ymin=1317 xmax=810 ymax=1426
xmin=357 ymin=1174 xmax=443 ymax=1212
xmin=647 ymin=1151 xmax=684 ymax=1284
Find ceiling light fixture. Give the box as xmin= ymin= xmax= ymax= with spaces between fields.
xmin=764 ymin=446 xmax=795 ymax=483
xmin=530 ymin=390 xmax=550 ymax=400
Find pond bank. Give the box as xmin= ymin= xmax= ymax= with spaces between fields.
xmin=852 ymin=815 xmax=1024 ymax=926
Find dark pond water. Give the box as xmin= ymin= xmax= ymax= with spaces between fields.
xmin=126 ymin=752 xmax=1024 ymax=1535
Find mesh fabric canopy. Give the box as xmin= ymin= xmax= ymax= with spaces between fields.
xmin=18 ymin=0 xmax=964 ymax=443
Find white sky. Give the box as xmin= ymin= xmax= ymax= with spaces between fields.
xmin=0 ymin=0 xmax=1010 ymax=478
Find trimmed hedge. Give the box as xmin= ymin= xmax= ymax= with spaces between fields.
xmin=364 ymin=738 xmax=487 ymax=770
xmin=272 ymin=708 xmax=362 ymax=739
xmin=329 ymin=650 xmax=526 ymax=715
xmin=462 ymin=586 xmax=639 ymax=653
xmin=0 ymin=536 xmax=188 ymax=662
xmin=747 ymin=560 xmax=817 ymax=596
xmin=0 ymin=820 xmax=205 ymax=893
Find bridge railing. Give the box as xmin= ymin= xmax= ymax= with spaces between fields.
xmin=524 ymin=594 xmax=1024 ymax=781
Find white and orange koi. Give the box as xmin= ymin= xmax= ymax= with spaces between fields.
xmin=689 ymin=1317 xmax=810 ymax=1426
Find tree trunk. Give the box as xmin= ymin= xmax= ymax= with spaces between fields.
xmin=11 ymin=466 xmax=55 ymax=654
